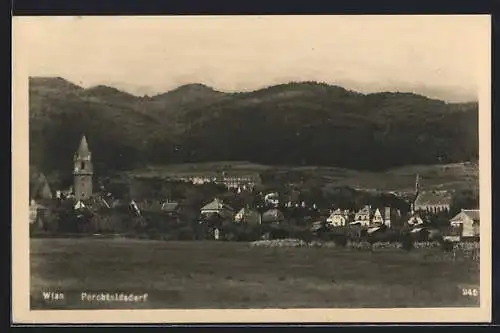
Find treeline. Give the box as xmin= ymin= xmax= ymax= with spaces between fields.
xmin=31 ymin=205 xmax=472 ymax=251
xmin=31 ymin=178 xmax=478 ymax=240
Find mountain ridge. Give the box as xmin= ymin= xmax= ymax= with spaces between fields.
xmin=29 ymin=76 xmax=479 ymax=176
xmin=29 ymin=76 xmax=477 ymax=103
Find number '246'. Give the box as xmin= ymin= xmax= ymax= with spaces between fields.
xmin=462 ymin=288 xmax=479 ymax=297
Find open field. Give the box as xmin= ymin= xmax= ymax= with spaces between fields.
xmin=30 ymin=238 xmax=480 ymax=309
xmin=122 ymin=161 xmax=479 ymax=192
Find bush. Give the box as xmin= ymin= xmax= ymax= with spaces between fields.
xmin=332 ymin=234 xmax=348 ymax=247
xmin=401 ymin=234 xmax=414 ymax=251
xmin=346 ymin=241 xmax=372 ymax=250
xmin=454 ymin=241 xmax=480 ymax=251
xmin=441 ymin=240 xmax=454 ymax=252
xmin=223 ymin=223 xmax=265 ymax=242
xmin=371 ymin=242 xmax=402 ymax=249
xmin=175 ymin=226 xmax=196 ymax=240
xmin=269 ymin=226 xmax=290 ymax=240
xmin=250 ymin=239 xmax=308 ymax=248
xmin=413 ymin=241 xmax=441 ymax=249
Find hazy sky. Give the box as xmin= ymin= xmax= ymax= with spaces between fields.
xmin=15 ymin=15 xmax=490 ymax=102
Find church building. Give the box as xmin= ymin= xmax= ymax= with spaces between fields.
xmin=73 ymin=135 xmax=93 ymax=201
xmin=411 ymin=173 xmax=452 ymax=214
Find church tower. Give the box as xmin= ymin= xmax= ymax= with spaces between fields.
xmin=73 ymin=135 xmax=93 ymax=201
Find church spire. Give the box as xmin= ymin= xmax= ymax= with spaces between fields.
xmin=76 ymin=135 xmax=91 ymax=158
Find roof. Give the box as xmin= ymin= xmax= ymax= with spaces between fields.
xmin=76 ymin=135 xmax=91 ymax=158
xmin=237 ymin=207 xmax=259 ymax=215
xmin=30 ymin=172 xmax=53 ymax=200
xmin=328 ymin=209 xmax=349 ymax=218
xmin=462 ymin=209 xmax=480 ymax=221
xmin=137 ymin=200 xmax=164 ymax=212
xmin=235 ymin=208 xmax=261 ymax=223
xmin=355 ymin=205 xmax=371 ymax=215
xmin=30 ymin=199 xmax=51 ymax=209
xmin=367 ymin=227 xmax=381 ymax=234
xmin=162 ymin=202 xmax=180 ymax=212
xmin=264 ymin=193 xmax=279 ymax=201
xmin=261 ymin=208 xmax=284 ymax=222
xmin=451 ymin=209 xmax=480 ymax=222
xmin=96 ymin=197 xmax=111 ymax=209
xmin=74 ymin=201 xmax=86 ymax=210
xmin=408 ymin=214 xmax=424 ymax=224
xmin=311 ymin=222 xmax=324 ymax=231
xmin=414 ymin=191 xmax=452 ymax=207
xmin=201 ymin=198 xmax=234 ymax=212
xmin=130 ymin=200 xmax=141 ymax=215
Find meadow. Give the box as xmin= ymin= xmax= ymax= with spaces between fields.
xmin=123 ymin=161 xmax=478 ymax=192
xmin=30 ymin=238 xmax=480 ymax=309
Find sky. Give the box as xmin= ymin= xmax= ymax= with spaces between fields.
xmin=14 ymin=15 xmax=490 ymax=102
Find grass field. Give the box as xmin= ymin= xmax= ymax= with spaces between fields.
xmin=30 ymin=238 xmax=480 ymax=309
xmin=123 ymin=161 xmax=479 ymax=192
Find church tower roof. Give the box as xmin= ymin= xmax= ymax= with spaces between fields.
xmin=76 ymin=135 xmax=91 ymax=158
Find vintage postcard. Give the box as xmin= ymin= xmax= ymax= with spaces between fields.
xmin=12 ymin=15 xmax=492 ymax=324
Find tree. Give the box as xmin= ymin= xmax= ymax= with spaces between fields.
xmin=53 ymin=200 xmax=79 ymax=233
xmin=401 ymin=233 xmax=414 ymax=251
xmin=441 ymin=240 xmax=454 ymax=252
xmin=450 ymin=189 xmax=479 ymax=216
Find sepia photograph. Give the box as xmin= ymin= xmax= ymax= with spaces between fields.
xmin=12 ymin=15 xmax=491 ymax=323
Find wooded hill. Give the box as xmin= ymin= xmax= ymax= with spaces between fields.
xmin=29 ymin=77 xmax=478 ymax=177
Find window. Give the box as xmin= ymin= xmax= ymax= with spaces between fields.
xmin=81 ymin=162 xmax=85 ymax=170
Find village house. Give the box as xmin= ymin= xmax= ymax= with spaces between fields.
xmin=407 ymin=213 xmax=425 ymax=226
xmin=29 ymin=171 xmax=55 ymax=226
xmin=161 ymin=201 xmax=182 ymax=216
xmin=29 ymin=199 xmax=50 ymax=227
xmin=413 ymin=190 xmax=452 ymax=213
xmin=261 ymin=208 xmax=285 ymax=225
xmin=234 ymin=207 xmax=262 ymax=224
xmin=371 ymin=208 xmax=385 ymax=225
xmin=311 ymin=219 xmax=327 ymax=233
xmin=137 ymin=199 xmax=164 ymax=212
xmin=71 ymin=194 xmax=116 ymax=216
xmin=264 ymin=192 xmax=280 ymax=207
xmin=326 ymin=209 xmax=351 ymax=227
xmin=216 ymin=173 xmax=261 ymax=191
xmin=191 ymin=176 xmax=214 ymax=185
xmin=371 ymin=207 xmax=401 ymax=228
xmin=352 ymin=205 xmax=372 ymax=227
xmin=170 ymin=174 xmax=215 ymax=185
xmin=200 ymin=198 xmax=235 ymax=219
xmin=128 ymin=199 xmax=181 ymax=216
xmin=446 ymin=209 xmax=480 ymax=241
xmin=74 ymin=200 xmax=87 ymax=211
xmin=169 ymin=171 xmax=261 ymax=191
